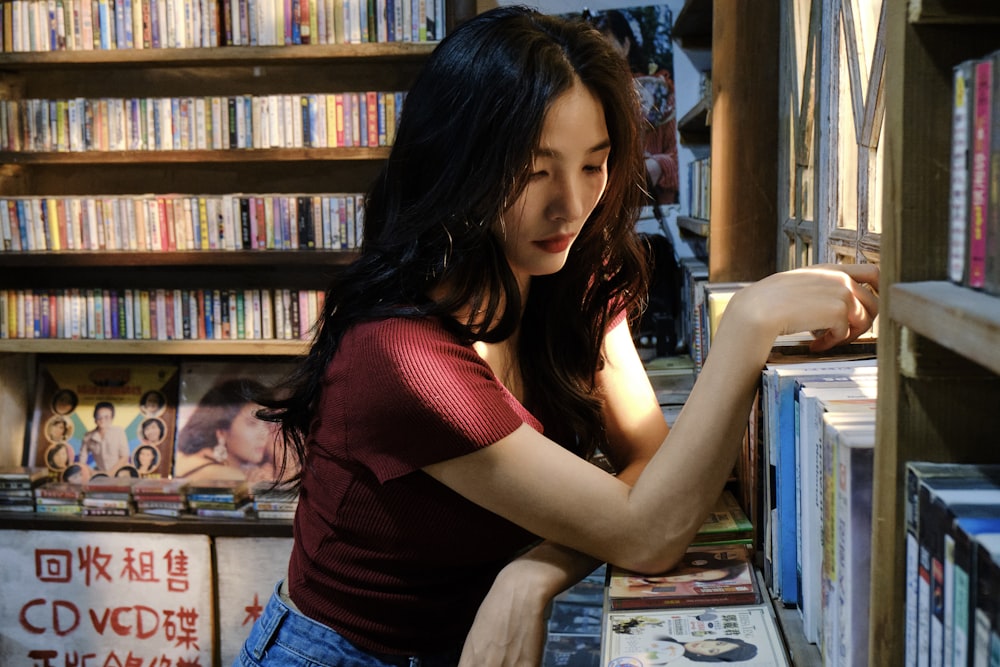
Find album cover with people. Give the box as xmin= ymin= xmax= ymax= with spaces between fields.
xmin=28 ymin=361 xmax=180 ymax=482
xmin=174 ymin=360 xmax=298 ymax=485
xmin=607 ymin=543 xmax=759 ymax=610
xmin=603 ymin=605 xmax=791 ymax=666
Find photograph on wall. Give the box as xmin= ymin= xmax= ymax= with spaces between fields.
xmin=173 ymin=360 xmax=297 ymax=484
xmin=28 ymin=361 xmax=179 ymax=482
xmin=563 ymin=3 xmax=678 ymax=206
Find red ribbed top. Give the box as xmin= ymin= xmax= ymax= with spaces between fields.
xmin=288 ymin=316 xmax=541 ymax=655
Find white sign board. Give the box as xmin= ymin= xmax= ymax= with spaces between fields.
xmin=0 ymin=530 xmax=213 ymax=666
xmin=215 ymin=536 xmax=293 ymax=666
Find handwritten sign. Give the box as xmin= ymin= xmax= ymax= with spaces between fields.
xmin=215 ymin=537 xmax=293 ymax=666
xmin=0 ymin=530 xmax=213 ymax=666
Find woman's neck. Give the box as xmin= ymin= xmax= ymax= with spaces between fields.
xmin=474 ymin=333 xmax=524 ymax=402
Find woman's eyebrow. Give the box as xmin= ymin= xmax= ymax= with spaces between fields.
xmin=534 ymin=139 xmax=612 ymax=159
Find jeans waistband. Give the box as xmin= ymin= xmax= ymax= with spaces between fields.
xmin=248 ymin=581 xmax=459 ymax=667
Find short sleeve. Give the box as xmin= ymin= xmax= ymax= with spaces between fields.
xmin=327 ymin=318 xmax=535 ymax=482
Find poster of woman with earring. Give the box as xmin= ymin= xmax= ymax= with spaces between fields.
xmin=172 ymin=361 xmax=297 ymax=484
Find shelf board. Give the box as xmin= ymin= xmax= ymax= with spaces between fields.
xmin=672 ymin=0 xmax=712 ymax=49
xmin=0 ymin=249 xmax=358 ymax=267
xmin=888 ymin=281 xmax=1000 ymax=375
xmin=0 ymin=42 xmax=438 ymax=69
xmin=907 ymin=0 xmax=1000 ymax=23
xmin=676 ymin=215 xmax=710 ymax=237
xmin=678 ymin=95 xmax=711 ymax=131
xmin=756 ymin=566 xmax=821 ymax=667
xmin=0 ymin=147 xmax=391 ymax=164
xmin=678 ymin=95 xmax=711 ymax=143
xmin=0 ymin=339 xmax=310 ymax=355
xmin=0 ymin=511 xmax=293 ymax=536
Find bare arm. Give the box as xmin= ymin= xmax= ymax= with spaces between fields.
xmin=429 ymin=263 xmax=879 ymax=574
xmin=459 ymin=312 xmax=666 ymax=666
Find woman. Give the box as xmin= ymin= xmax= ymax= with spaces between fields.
xmin=633 ymin=636 xmax=760 ymax=664
xmin=139 ymin=417 xmax=166 ymax=447
xmin=236 ymin=7 xmax=878 ymax=667
xmin=45 ymin=415 xmax=73 ymax=444
xmin=45 ymin=441 xmax=73 ymax=473
xmin=173 ymin=378 xmax=277 ymax=482
xmin=133 ymin=444 xmax=160 ymax=476
xmin=139 ymin=390 xmax=166 ymax=416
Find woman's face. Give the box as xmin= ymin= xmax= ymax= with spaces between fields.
xmin=51 ymin=445 xmax=69 ymax=468
xmin=496 ymin=80 xmax=610 ymax=288
xmin=49 ymin=420 xmax=67 ymax=440
xmin=646 ymin=567 xmax=732 ymax=584
xmin=138 ymin=448 xmax=155 ymax=467
xmin=143 ymin=393 xmax=163 ymax=412
xmin=219 ymin=403 xmax=275 ymax=465
xmin=685 ymin=639 xmax=741 ymax=657
xmin=143 ymin=422 xmax=161 ymax=441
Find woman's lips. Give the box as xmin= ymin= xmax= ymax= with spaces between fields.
xmin=534 ymin=234 xmax=574 ymax=254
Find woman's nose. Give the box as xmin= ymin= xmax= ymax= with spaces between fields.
xmin=547 ymin=175 xmax=586 ymax=222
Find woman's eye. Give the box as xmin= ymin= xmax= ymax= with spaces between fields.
xmin=584 ymin=164 xmax=605 ymax=174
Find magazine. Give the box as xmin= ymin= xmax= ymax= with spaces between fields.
xmin=603 ymin=605 xmax=791 ymax=666
xmin=607 ymin=544 xmax=759 ymax=610
xmin=28 ymin=361 xmax=179 ymax=481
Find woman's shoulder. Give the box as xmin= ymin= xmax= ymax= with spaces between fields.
xmin=345 ymin=316 xmax=476 ymax=366
xmin=350 ymin=315 xmax=453 ymax=341
xmin=334 ymin=316 xmax=495 ymax=396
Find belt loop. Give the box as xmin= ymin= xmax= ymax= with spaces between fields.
xmin=251 ymin=593 xmax=289 ymax=660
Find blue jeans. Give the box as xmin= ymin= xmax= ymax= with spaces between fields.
xmin=235 ymin=581 xmax=462 ymax=667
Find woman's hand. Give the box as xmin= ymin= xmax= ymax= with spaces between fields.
xmin=459 ymin=564 xmax=549 ymax=667
xmin=459 ymin=542 xmax=601 ymax=667
xmin=726 ymin=263 xmax=879 ymax=354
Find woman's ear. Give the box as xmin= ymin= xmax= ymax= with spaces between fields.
xmin=213 ymin=430 xmax=229 ymax=462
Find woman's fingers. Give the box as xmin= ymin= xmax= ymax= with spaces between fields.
xmin=807 ymin=265 xmax=879 ymax=351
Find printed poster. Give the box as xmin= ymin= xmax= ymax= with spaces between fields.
xmin=28 ymin=361 xmax=180 ymax=482
xmin=174 ymin=361 xmax=297 ymax=484
xmin=0 ymin=530 xmax=213 ymax=665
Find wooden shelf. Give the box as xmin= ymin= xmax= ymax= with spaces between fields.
xmin=906 ymin=0 xmax=1000 ymax=23
xmin=678 ymin=95 xmax=711 ymax=142
xmin=677 ymin=215 xmax=710 ymax=237
xmin=888 ymin=281 xmax=1000 ymax=376
xmin=0 ymin=510 xmax=293 ymax=537
xmin=672 ymin=0 xmax=712 ymax=49
xmin=761 ymin=568 xmax=821 ymax=667
xmin=0 ymin=249 xmax=358 ymax=268
xmin=1 ymin=147 xmax=391 ymax=165
xmin=0 ymin=42 xmax=438 ymax=70
xmin=0 ymin=339 xmax=310 ymax=355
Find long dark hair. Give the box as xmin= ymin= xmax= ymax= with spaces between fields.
xmin=265 ymin=5 xmax=650 ymax=481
